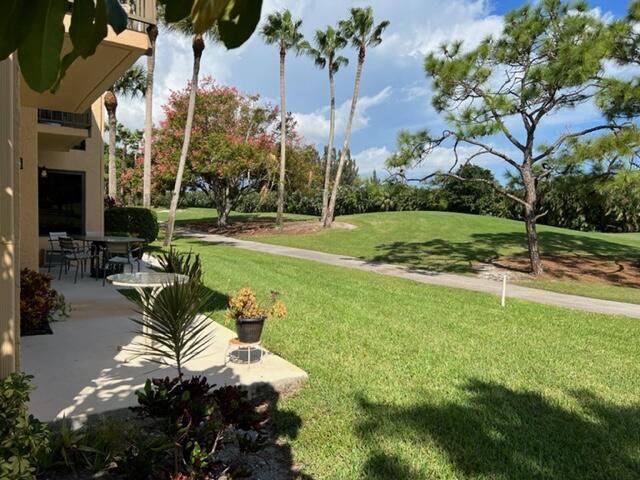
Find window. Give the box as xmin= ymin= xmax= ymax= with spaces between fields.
xmin=38 ymin=169 xmax=85 ymax=235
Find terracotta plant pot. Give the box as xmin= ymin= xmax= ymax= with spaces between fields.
xmin=235 ymin=316 xmax=266 ymax=343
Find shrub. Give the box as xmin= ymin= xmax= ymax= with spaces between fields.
xmin=104 ymin=207 xmax=159 ymax=243
xmin=0 ymin=373 xmax=50 ymax=479
xmin=134 ymin=376 xmax=263 ymax=477
xmin=20 ymin=269 xmax=62 ymax=335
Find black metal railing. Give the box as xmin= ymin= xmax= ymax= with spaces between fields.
xmin=66 ymin=0 xmax=156 ymax=32
xmin=38 ymin=109 xmax=92 ymax=130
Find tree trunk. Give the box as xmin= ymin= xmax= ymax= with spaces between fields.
xmin=105 ymin=89 xmax=118 ymax=202
xmin=143 ymin=24 xmax=158 ymax=209
xmin=217 ymin=191 xmax=231 ymax=227
xmin=164 ymin=34 xmax=204 ymax=247
xmin=522 ymin=168 xmax=543 ymax=275
xmin=320 ymin=60 xmax=336 ymax=224
xmin=276 ymin=45 xmax=286 ymax=230
xmin=324 ymin=47 xmax=365 ymax=228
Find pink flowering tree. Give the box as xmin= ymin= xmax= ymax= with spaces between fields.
xmin=153 ymin=78 xmax=280 ymax=226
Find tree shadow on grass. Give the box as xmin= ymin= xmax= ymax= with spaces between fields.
xmin=369 ymin=231 xmax=640 ymax=275
xmin=356 ymin=379 xmax=640 ymax=480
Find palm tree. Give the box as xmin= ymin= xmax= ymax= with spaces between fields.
xmin=303 ymin=26 xmax=349 ymax=224
xmin=104 ymin=65 xmax=146 ymax=202
xmin=261 ymin=10 xmax=305 ymax=230
xmin=324 ymin=7 xmax=389 ymax=227
xmin=163 ymin=19 xmax=217 ymax=247
xmin=143 ymin=23 xmax=159 ymax=208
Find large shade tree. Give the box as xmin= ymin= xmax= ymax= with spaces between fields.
xmin=304 ymin=26 xmax=349 ymax=224
xmin=387 ymin=0 xmax=625 ymax=275
xmin=153 ymin=79 xmax=279 ymax=226
xmin=324 ymin=7 xmax=389 ymax=227
xmin=104 ymin=65 xmax=146 ymax=201
xmin=261 ymin=9 xmax=306 ymax=230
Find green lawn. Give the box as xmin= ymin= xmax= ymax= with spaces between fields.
xmin=154 ymin=207 xmax=313 ymax=224
xmin=244 ymin=211 xmax=640 ymax=304
xmin=167 ymin=235 xmax=640 ymax=479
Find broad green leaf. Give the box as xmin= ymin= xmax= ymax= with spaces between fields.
xmin=0 ymin=0 xmax=34 ymax=60
xmin=218 ymin=0 xmax=263 ymax=49
xmin=54 ymin=0 xmax=108 ymax=92
xmin=163 ymin=0 xmax=195 ymax=22
xmin=191 ymin=0 xmax=229 ymax=34
xmin=105 ymin=0 xmax=128 ymax=34
xmin=18 ymin=0 xmax=68 ymax=93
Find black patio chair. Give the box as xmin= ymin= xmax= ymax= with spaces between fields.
xmin=58 ymin=237 xmax=95 ymax=284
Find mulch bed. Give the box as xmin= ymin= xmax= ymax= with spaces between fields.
xmin=183 ymin=219 xmax=355 ymax=237
xmin=493 ymin=254 xmax=640 ymax=288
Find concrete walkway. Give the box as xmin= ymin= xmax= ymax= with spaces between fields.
xmin=182 ymin=231 xmax=640 ymax=319
xmin=23 ymin=265 xmax=308 ymax=425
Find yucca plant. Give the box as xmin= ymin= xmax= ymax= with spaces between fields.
xmin=131 ymin=279 xmax=213 ymax=379
xmin=156 ymin=247 xmax=203 ymax=283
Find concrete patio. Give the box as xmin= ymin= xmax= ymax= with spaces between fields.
xmin=22 ymin=263 xmax=308 ymax=425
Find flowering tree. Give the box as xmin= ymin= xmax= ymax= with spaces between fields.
xmin=153 ymin=78 xmax=280 ymax=226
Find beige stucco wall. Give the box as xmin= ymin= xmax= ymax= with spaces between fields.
xmin=19 ymin=99 xmax=105 ymax=270
xmin=0 ymin=56 xmax=20 ymax=378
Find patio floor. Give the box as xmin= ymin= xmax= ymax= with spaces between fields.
xmin=22 ymin=263 xmax=308 ymax=425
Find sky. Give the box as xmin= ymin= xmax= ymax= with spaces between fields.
xmin=117 ymin=0 xmax=633 ymax=181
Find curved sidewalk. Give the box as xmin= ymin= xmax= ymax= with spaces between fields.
xmin=182 ymin=231 xmax=640 ymax=319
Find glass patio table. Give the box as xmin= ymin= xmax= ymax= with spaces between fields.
xmin=71 ymin=235 xmax=147 ymax=277
xmin=107 ymin=272 xmax=189 ymax=360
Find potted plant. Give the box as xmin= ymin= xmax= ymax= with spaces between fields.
xmin=225 ymin=288 xmax=286 ymax=343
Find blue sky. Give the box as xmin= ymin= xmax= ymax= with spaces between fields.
xmin=118 ymin=0 xmax=633 ymax=181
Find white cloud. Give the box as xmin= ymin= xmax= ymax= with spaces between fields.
xmin=293 ymin=86 xmax=392 ymax=143
xmin=353 ymin=146 xmax=391 ymax=175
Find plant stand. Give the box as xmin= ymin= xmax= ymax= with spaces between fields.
xmin=225 ymin=337 xmax=266 ymax=368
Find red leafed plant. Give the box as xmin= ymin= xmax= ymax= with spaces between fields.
xmin=20 ymin=268 xmax=59 ymax=335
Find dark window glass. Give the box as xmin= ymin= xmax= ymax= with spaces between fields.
xmin=38 ymin=170 xmax=85 ymax=235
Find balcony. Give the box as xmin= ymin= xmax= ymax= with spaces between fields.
xmin=21 ymin=0 xmax=156 ymax=113
xmin=37 ymin=109 xmax=92 ymax=152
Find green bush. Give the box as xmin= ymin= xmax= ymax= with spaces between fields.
xmin=105 ymin=207 xmax=159 ymax=243
xmin=0 ymin=373 xmax=50 ymax=479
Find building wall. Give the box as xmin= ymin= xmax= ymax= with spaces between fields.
xmin=0 ymin=56 xmax=20 ymax=378
xmin=19 ymin=100 xmax=105 ymax=270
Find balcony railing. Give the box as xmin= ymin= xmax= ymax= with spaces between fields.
xmin=38 ymin=109 xmax=92 ymax=130
xmin=67 ymin=0 xmax=156 ymax=32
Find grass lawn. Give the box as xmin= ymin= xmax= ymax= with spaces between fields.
xmin=243 ymin=210 xmax=640 ymax=304
xmin=167 ymin=235 xmax=640 ymax=479
xmin=154 ymin=207 xmax=313 ymax=224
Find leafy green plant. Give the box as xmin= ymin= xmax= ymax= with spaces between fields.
xmin=105 ymin=206 xmax=160 ymax=242
xmin=0 ymin=373 xmax=50 ymax=480
xmin=134 ymin=376 xmax=262 ymax=477
xmin=130 ymin=279 xmax=214 ymax=379
xmin=157 ymin=247 xmax=203 ymax=283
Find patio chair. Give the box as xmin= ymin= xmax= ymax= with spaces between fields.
xmin=58 ymin=237 xmax=95 ymax=284
xmin=45 ymin=232 xmax=67 ymax=273
xmin=102 ymin=241 xmax=144 ymax=286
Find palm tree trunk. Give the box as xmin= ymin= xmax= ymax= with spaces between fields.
xmin=164 ymin=34 xmax=204 ymax=247
xmin=143 ymin=24 xmax=158 ymax=209
xmin=320 ymin=63 xmax=336 ymax=224
xmin=324 ymin=50 xmax=364 ymax=228
xmin=106 ymin=90 xmax=118 ymax=202
xmin=276 ymin=45 xmax=286 ymax=230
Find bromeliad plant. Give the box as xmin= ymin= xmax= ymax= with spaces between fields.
xmin=131 ymin=279 xmax=214 ymax=379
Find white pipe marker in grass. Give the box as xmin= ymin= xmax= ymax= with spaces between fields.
xmin=501 ymin=274 xmax=507 ymax=307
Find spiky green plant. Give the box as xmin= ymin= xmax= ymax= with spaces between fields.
xmin=131 ymin=280 xmax=214 ymax=379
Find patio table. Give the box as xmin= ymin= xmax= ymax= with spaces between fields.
xmin=72 ymin=235 xmax=146 ymax=277
xmin=107 ymin=272 xmax=189 ymax=361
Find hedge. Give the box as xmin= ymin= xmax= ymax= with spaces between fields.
xmin=104 ymin=207 xmax=159 ymax=243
